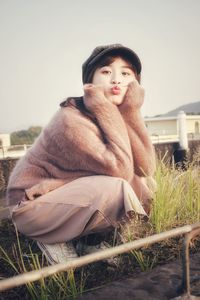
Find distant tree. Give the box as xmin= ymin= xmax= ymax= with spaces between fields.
xmin=187 ymin=112 xmax=200 ymax=115
xmin=11 ymin=126 xmax=42 ymax=145
xmin=28 ymin=126 xmax=42 ymax=140
xmin=153 ymin=114 xmax=162 ymax=118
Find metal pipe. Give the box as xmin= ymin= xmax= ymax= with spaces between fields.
xmin=181 ymin=227 xmax=200 ymax=296
xmin=0 ymin=223 xmax=200 ymax=292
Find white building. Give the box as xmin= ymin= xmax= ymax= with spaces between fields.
xmin=0 ymin=134 xmax=11 ymax=147
xmin=144 ymin=112 xmax=200 ymax=144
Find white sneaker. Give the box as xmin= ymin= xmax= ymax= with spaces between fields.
xmin=37 ymin=241 xmax=78 ymax=265
xmin=76 ymin=241 xmax=120 ymax=267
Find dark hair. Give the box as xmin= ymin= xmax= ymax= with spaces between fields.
xmin=60 ymin=96 xmax=95 ymax=119
xmin=82 ymin=44 xmax=142 ymax=84
xmin=61 ymin=52 xmax=139 ymax=115
xmin=86 ymin=51 xmax=140 ymax=83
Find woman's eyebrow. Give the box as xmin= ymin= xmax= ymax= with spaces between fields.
xmin=100 ymin=65 xmax=111 ymax=68
xmin=121 ymin=65 xmax=135 ymax=72
xmin=122 ymin=65 xmax=132 ymax=69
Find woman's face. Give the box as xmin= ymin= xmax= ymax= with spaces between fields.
xmin=92 ymin=57 xmax=136 ymax=105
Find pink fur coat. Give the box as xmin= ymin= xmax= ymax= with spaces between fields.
xmin=7 ymin=81 xmax=156 ymax=214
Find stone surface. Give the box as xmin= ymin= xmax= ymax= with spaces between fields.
xmin=0 ymin=207 xmax=10 ymax=220
xmin=77 ymin=253 xmax=200 ymax=300
xmin=0 ymin=197 xmax=12 ymax=220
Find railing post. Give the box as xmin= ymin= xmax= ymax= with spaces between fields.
xmin=177 ymin=111 xmax=188 ymax=150
xmin=181 ymin=227 xmax=200 ymax=296
xmin=2 ymin=146 xmax=5 ymax=158
xmin=174 ymin=111 xmax=189 ymax=169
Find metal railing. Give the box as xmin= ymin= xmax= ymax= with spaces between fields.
xmin=0 ymin=144 xmax=32 ymax=159
xmin=151 ymin=133 xmax=200 ymax=145
xmin=0 ymin=222 xmax=200 ymax=298
xmin=151 ymin=134 xmax=179 ymax=144
xmin=0 ymin=134 xmax=199 ymax=159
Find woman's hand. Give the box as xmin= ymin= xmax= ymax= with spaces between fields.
xmin=83 ymin=84 xmax=108 ymax=110
xmin=25 ymin=179 xmax=67 ymax=200
xmin=25 ymin=182 xmax=50 ymax=200
xmin=119 ymin=80 xmax=145 ymax=112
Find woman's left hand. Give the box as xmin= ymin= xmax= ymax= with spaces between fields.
xmin=119 ymin=80 xmax=145 ymax=112
xmin=25 ymin=182 xmax=49 ymax=200
xmin=25 ymin=179 xmax=67 ymax=200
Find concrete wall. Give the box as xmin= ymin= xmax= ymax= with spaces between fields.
xmin=187 ymin=119 xmax=200 ymax=137
xmin=154 ymin=139 xmax=200 ymax=164
xmin=145 ymin=119 xmax=177 ymax=136
xmin=0 ymin=134 xmax=11 ymax=147
xmin=0 ymin=157 xmax=17 ymax=197
xmin=145 ymin=114 xmax=200 ymax=138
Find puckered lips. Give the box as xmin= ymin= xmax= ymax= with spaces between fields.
xmin=111 ymin=86 xmax=121 ymax=95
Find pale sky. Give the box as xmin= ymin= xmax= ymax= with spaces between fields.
xmin=0 ymin=0 xmax=200 ymax=133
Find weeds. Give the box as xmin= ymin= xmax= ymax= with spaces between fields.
xmin=150 ymin=158 xmax=200 ymax=232
xmin=1 ymin=155 xmax=200 ymax=298
xmin=131 ymin=249 xmax=156 ymax=272
xmin=0 ymin=225 xmax=86 ymax=299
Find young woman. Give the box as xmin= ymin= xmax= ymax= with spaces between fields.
xmin=7 ymin=44 xmax=156 ymax=265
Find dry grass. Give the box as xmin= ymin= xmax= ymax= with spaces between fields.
xmin=0 ymin=156 xmax=200 ymax=299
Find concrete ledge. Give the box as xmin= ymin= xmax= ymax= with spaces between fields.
xmin=0 ymin=207 xmax=11 ymax=220
xmin=77 ymin=252 xmax=200 ymax=300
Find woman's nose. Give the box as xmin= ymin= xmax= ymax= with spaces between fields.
xmin=111 ymin=79 xmax=121 ymax=84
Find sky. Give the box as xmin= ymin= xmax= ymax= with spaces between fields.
xmin=0 ymin=0 xmax=200 ymax=133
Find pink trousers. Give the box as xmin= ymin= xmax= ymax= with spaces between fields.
xmin=11 ymin=176 xmax=146 ymax=244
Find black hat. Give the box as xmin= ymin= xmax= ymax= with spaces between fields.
xmin=82 ymin=43 xmax=142 ymax=84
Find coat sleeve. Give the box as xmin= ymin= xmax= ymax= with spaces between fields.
xmin=121 ymin=112 xmax=156 ymax=176
xmin=118 ymin=82 xmax=156 ymax=176
xmin=47 ymin=102 xmax=134 ymax=182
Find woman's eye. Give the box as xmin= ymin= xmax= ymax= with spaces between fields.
xmin=102 ymin=70 xmax=111 ymax=74
xmin=122 ymin=71 xmax=130 ymax=76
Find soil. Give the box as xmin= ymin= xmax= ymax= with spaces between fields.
xmin=0 ymin=219 xmax=200 ymax=299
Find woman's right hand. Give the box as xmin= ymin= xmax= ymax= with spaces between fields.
xmin=83 ymin=84 xmax=108 ymax=110
xmin=25 ymin=182 xmax=49 ymax=200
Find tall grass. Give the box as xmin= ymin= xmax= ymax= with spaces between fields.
xmin=1 ymin=155 xmax=200 ymax=296
xmin=119 ymin=155 xmax=200 ymax=271
xmin=151 ymin=158 xmax=200 ymax=233
xmin=0 ymin=225 xmax=86 ymax=299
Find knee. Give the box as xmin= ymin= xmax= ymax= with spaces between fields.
xmin=110 ymin=176 xmax=131 ymax=188
xmin=96 ymin=176 xmax=132 ymax=195
xmin=103 ymin=175 xmax=130 ymax=185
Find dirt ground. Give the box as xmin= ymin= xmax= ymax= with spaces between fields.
xmin=0 ymin=218 xmax=200 ymax=300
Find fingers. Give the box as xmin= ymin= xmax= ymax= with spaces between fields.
xmin=83 ymin=83 xmax=94 ymax=91
xmin=126 ymin=80 xmax=145 ymax=97
xmin=127 ymin=80 xmax=141 ymax=91
xmin=83 ymin=84 xmax=105 ymax=93
xmin=83 ymin=84 xmax=107 ymax=106
xmin=25 ymin=188 xmax=36 ymax=201
xmin=25 ymin=187 xmax=42 ymax=200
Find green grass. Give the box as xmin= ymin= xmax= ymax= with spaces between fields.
xmin=115 ymin=156 xmax=200 ymax=272
xmin=151 ymin=158 xmax=200 ymax=232
xmin=0 ymin=156 xmax=200 ymax=299
xmin=0 ymin=225 xmax=86 ymax=299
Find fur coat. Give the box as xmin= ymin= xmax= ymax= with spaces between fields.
xmin=7 ymin=82 xmax=156 ymax=214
